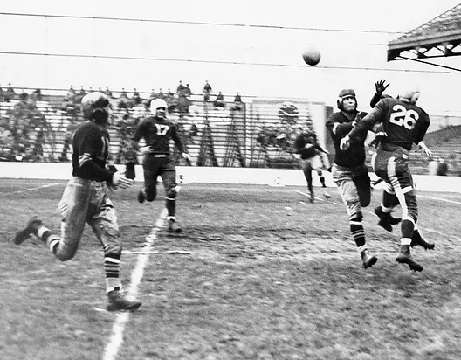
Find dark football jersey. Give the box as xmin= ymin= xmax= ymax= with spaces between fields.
xmin=294 ymin=131 xmax=321 ymax=159
xmin=349 ymin=98 xmax=430 ymax=150
xmin=326 ymin=111 xmax=368 ymax=168
xmin=72 ymin=121 xmax=113 ymax=182
xmin=133 ymin=115 xmax=184 ymax=155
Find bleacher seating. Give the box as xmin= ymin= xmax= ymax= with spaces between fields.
xmin=1 ymin=89 xmax=460 ymax=174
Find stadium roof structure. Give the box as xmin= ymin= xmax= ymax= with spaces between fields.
xmin=388 ymin=3 xmax=461 ymax=61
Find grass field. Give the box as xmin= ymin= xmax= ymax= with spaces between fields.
xmin=1 ymin=178 xmax=461 ymax=360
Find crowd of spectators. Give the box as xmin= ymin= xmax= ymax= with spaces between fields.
xmin=0 ymin=82 xmax=459 ymax=174
xmin=0 ymin=81 xmax=246 ymax=163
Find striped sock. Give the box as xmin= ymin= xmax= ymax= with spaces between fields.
xmin=104 ymin=252 xmax=121 ymax=293
xmin=350 ymin=221 xmax=366 ymax=248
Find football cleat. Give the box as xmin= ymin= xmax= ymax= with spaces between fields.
xmin=361 ymin=250 xmax=378 ymax=269
xmin=137 ymin=190 xmax=146 ymax=204
xmin=410 ymin=230 xmax=435 ymax=250
xmin=168 ymin=219 xmax=182 ymax=233
xmin=13 ymin=216 xmax=43 ymax=245
xmin=375 ymin=206 xmax=401 ymax=232
xmin=107 ymin=290 xmax=142 ymax=312
xmin=396 ymin=250 xmax=423 ymax=272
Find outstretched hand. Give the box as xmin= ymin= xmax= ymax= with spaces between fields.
xmin=375 ymin=80 xmax=389 ymax=94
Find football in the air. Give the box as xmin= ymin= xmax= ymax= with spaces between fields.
xmin=302 ymin=47 xmax=321 ymax=66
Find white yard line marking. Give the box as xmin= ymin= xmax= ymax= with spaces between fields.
xmin=124 ymin=250 xmax=191 ymax=255
xmin=417 ymin=194 xmax=461 ymax=205
xmin=295 ymin=189 xmax=337 ymax=204
xmin=1 ymin=182 xmax=61 ymax=194
xmin=102 ymin=207 xmax=168 ymax=360
xmin=296 ymin=190 xmax=314 ymax=199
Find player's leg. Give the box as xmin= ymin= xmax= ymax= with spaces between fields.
xmin=374 ymin=188 xmax=402 ymax=231
xmin=89 ymin=185 xmax=141 ymax=311
xmin=301 ymin=159 xmax=314 ymax=202
xmin=313 ymin=155 xmax=330 ymax=198
xmin=161 ymin=160 xmax=182 ymax=233
xmin=389 ymin=169 xmax=423 ymax=272
xmin=352 ymin=164 xmax=371 ymax=207
xmin=14 ymin=178 xmax=90 ymax=261
xmin=333 ymin=165 xmax=377 ymax=268
xmin=373 ymin=151 xmax=402 ymax=231
xmin=140 ymin=155 xmax=160 ymax=203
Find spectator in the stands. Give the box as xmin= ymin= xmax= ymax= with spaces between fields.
xmin=5 ymin=83 xmax=16 ymax=102
xmin=105 ymin=86 xmax=113 ymax=98
xmin=149 ymin=89 xmax=156 ymax=100
xmin=176 ymin=80 xmax=186 ymax=96
xmin=232 ymin=92 xmax=244 ymax=111
xmin=133 ymin=88 xmax=142 ymax=105
xmin=0 ymin=84 xmax=5 ymax=102
xmin=157 ymin=88 xmax=166 ymax=100
xmin=184 ymin=84 xmax=192 ymax=98
xmin=118 ymin=88 xmax=129 ymax=109
xmin=203 ymin=80 xmax=212 ymax=101
xmin=214 ymin=91 xmax=225 ymax=107
xmin=177 ymin=87 xmax=191 ymax=115
xmin=119 ymin=87 xmax=128 ymax=99
xmin=66 ymin=86 xmax=76 ymax=99
xmin=32 ymin=88 xmax=43 ymax=101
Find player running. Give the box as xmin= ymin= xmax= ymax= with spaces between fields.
xmin=341 ymin=89 xmax=432 ymax=272
xmin=293 ymin=127 xmax=329 ymax=203
xmin=13 ymin=92 xmax=141 ymax=311
xmin=132 ymin=98 xmax=190 ymax=233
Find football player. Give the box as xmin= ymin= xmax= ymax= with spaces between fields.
xmin=293 ymin=127 xmax=328 ymax=203
xmin=13 ymin=92 xmax=141 ymax=311
xmin=367 ymin=80 xmax=434 ymax=255
xmin=132 ymin=98 xmax=190 ymax=233
xmin=326 ymin=88 xmax=378 ymax=269
xmin=341 ymin=89 xmax=432 ymax=272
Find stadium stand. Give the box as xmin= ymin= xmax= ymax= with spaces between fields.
xmin=0 ymin=86 xmax=460 ymax=175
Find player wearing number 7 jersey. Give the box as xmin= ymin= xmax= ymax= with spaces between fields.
xmin=132 ymin=98 xmax=190 ymax=233
xmin=340 ymin=90 xmax=430 ymax=272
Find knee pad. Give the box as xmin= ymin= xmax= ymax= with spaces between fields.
xmin=349 ymin=212 xmax=363 ymax=223
xmin=105 ymin=244 xmax=122 ymax=256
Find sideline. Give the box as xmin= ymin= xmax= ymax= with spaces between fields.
xmin=2 ymin=162 xmax=460 ymax=192
xmin=102 ymin=207 xmax=168 ymax=360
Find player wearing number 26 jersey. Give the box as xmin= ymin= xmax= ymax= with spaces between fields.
xmin=364 ymin=97 xmax=429 ymax=150
xmin=341 ymin=91 xmax=430 ymax=272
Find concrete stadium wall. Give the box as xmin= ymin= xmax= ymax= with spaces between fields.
xmin=0 ymin=162 xmax=460 ymax=193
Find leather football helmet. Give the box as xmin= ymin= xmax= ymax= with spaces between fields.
xmin=81 ymin=92 xmax=110 ymax=124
